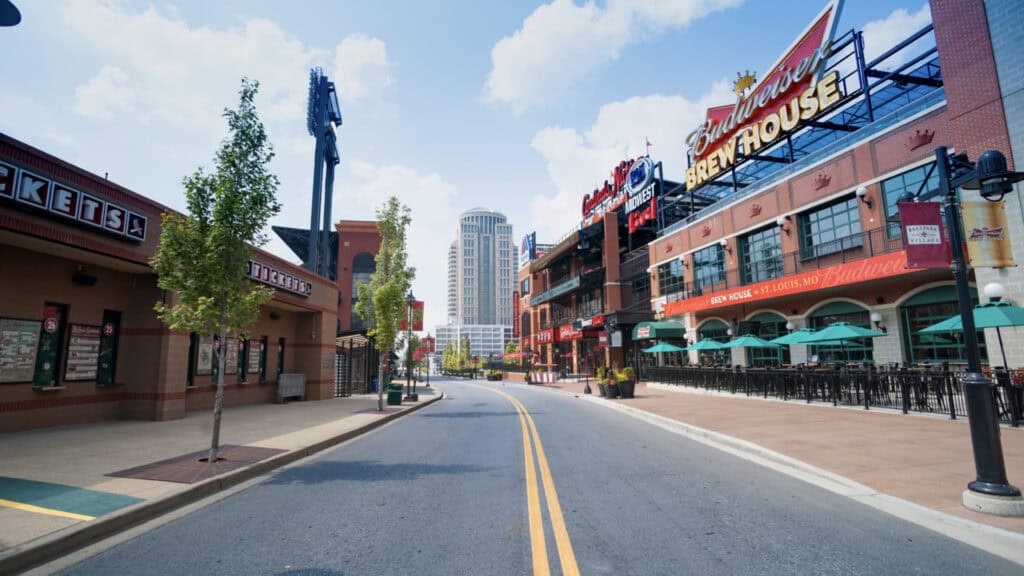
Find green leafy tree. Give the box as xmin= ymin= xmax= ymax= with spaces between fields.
xmin=355 ymin=196 xmax=415 ymax=410
xmin=151 ymin=78 xmax=281 ymax=463
xmin=398 ymin=331 xmax=422 ymax=380
xmin=504 ymin=340 xmax=519 ymax=369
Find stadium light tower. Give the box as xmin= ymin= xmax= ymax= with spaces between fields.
xmin=305 ymin=68 xmax=343 ymax=276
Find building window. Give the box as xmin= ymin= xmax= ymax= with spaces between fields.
xmin=692 ymin=245 xmax=725 ymax=295
xmin=740 ymin=227 xmax=783 ymax=284
xmin=807 ymin=302 xmax=873 ymax=363
xmin=630 ymin=275 xmax=650 ymax=309
xmin=697 ymin=319 xmax=730 ymax=365
xmin=899 ymin=285 xmax=987 ymax=365
xmin=657 ymin=258 xmax=685 ymax=297
xmin=521 ymin=277 xmax=530 ymax=295
xmin=799 ymin=196 xmax=862 ymax=259
xmin=744 ymin=312 xmax=790 ymax=367
xmin=882 ymin=162 xmax=938 ymax=236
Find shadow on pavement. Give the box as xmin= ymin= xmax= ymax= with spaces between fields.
xmin=266 ymin=460 xmax=494 ymax=485
xmin=418 ymin=411 xmax=525 ymax=419
xmin=277 ymin=570 xmax=345 ymax=576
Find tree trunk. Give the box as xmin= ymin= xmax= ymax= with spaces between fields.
xmin=209 ymin=295 xmax=228 ymax=462
xmin=377 ymin=345 xmax=388 ymax=411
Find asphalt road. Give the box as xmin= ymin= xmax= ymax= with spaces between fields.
xmin=60 ymin=378 xmax=1022 ymax=575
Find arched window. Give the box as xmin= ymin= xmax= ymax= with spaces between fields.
xmin=745 ymin=311 xmax=789 ymax=366
xmin=520 ymin=311 xmax=532 ymax=337
xmin=807 ymin=301 xmax=871 ymax=363
xmin=697 ymin=319 xmax=730 ymax=365
xmin=899 ymin=285 xmax=987 ymax=365
xmin=350 ymin=252 xmax=376 ymax=330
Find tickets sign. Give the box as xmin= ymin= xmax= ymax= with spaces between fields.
xmin=0 ymin=159 xmax=148 ymax=242
xmin=247 ymin=260 xmax=312 ymax=297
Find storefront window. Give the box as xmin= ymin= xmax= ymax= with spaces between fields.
xmin=693 ymin=245 xmax=725 ymax=296
xmin=657 ymin=259 xmax=685 ymax=297
xmin=899 ymin=285 xmax=987 ymax=365
xmin=807 ymin=302 xmax=873 ymax=363
xmin=799 ymin=197 xmax=862 ymax=259
xmin=697 ymin=319 xmax=730 ymax=365
xmin=740 ymin=227 xmax=783 ymax=285
xmin=882 ymin=162 xmax=938 ymax=236
xmin=745 ymin=312 xmax=790 ymax=366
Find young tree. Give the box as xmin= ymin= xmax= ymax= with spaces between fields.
xmin=504 ymin=340 xmax=519 ymax=369
xmin=151 ymin=79 xmax=281 ymax=463
xmin=354 ymin=196 xmax=415 ymax=410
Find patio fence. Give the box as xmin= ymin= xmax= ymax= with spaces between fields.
xmin=644 ymin=365 xmax=1024 ymax=427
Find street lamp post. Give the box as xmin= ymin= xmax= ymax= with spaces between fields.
xmin=404 ymin=291 xmax=418 ymax=402
xmin=924 ymin=146 xmax=1023 ymax=509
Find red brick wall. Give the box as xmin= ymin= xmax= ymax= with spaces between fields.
xmin=336 ymin=220 xmax=380 ymax=332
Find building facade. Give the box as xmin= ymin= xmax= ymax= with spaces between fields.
xmin=0 ymin=134 xmax=338 ymax=432
xmin=646 ymin=0 xmax=1024 ymax=368
xmin=447 ymin=208 xmax=516 ymax=327
xmin=435 ymin=324 xmax=512 ymax=360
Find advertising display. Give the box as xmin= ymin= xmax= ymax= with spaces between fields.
xmin=512 ymin=291 xmax=520 ymax=338
xmin=962 ymin=200 xmax=1016 ymax=268
xmin=536 ymin=329 xmax=554 ymax=344
xmin=196 ymin=337 xmax=213 ymax=375
xmin=225 ymin=338 xmax=239 ymax=375
xmin=399 ymin=300 xmax=425 ymax=331
xmin=64 ymin=324 xmax=101 ymax=381
xmin=0 ymin=318 xmax=42 ymax=383
xmin=685 ymin=0 xmax=844 ymax=191
xmin=899 ymin=202 xmax=950 ymax=269
xmin=247 ymin=340 xmax=262 ymax=374
xmin=520 ymin=232 xmax=536 ymax=263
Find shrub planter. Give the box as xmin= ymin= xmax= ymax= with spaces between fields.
xmin=606 ymin=383 xmax=620 ymax=399
xmin=597 ymin=383 xmax=607 ymax=397
xmin=618 ymin=378 xmax=635 ymax=398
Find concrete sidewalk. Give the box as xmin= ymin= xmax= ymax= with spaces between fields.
xmin=533 ymin=379 xmax=1024 ymax=535
xmin=0 ymin=388 xmax=443 ymax=573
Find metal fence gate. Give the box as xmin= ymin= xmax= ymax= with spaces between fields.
xmin=336 ymin=334 xmax=371 ymax=397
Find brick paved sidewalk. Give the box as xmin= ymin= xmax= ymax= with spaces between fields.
xmin=535 ymin=379 xmax=1024 ymax=534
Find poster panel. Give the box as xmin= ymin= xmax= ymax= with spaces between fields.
xmin=962 ymin=200 xmax=1016 ymax=268
xmin=0 ymin=318 xmax=42 ymax=383
xmin=196 ymin=336 xmax=213 ymax=375
xmin=247 ymin=340 xmax=261 ymax=374
xmin=65 ymin=324 xmax=101 ymax=381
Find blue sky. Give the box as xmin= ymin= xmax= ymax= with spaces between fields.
xmin=0 ymin=0 xmax=931 ymax=330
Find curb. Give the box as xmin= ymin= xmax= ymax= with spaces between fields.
xmin=508 ymin=381 xmax=1024 ymax=566
xmin=0 ymin=392 xmax=444 ymax=575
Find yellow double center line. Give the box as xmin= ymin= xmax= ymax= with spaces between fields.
xmin=472 ymin=384 xmax=580 ymax=576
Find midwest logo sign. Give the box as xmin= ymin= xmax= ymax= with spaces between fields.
xmin=0 ymin=159 xmax=148 ymax=242
xmin=685 ymin=0 xmax=843 ymax=191
xmin=581 ymin=156 xmax=656 ymax=225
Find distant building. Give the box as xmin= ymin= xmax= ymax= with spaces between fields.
xmin=448 ymin=208 xmax=516 ymax=327
xmin=435 ymin=324 xmax=512 ymax=360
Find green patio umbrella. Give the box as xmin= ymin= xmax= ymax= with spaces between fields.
xmin=643 ymin=342 xmax=687 ymax=353
xmin=686 ymin=339 xmax=727 ymax=350
xmin=918 ymin=301 xmax=1024 ymax=367
xmin=799 ymin=322 xmax=888 ymax=363
xmin=724 ymin=334 xmax=781 ymax=349
xmin=768 ymin=328 xmax=818 ymax=346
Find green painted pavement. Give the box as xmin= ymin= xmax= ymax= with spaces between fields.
xmin=0 ymin=477 xmax=143 ymax=517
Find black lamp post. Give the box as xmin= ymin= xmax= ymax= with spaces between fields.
xmin=404 ymin=290 xmax=417 ymax=401
xmin=911 ymin=146 xmax=1024 ymax=504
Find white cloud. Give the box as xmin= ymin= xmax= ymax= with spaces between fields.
xmin=529 ymin=81 xmax=733 ymax=242
xmin=73 ymin=65 xmax=135 ymax=120
xmin=861 ymin=3 xmax=932 ymax=70
xmin=346 ymin=161 xmax=459 ymax=332
xmin=334 ymin=34 xmax=395 ymax=104
xmin=484 ymin=0 xmax=740 ymax=113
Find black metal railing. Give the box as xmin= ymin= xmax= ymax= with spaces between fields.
xmin=644 ymin=365 xmax=1023 ymax=426
xmin=663 ymin=224 xmax=903 ymax=301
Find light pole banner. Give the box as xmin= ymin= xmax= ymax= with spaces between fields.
xmin=898 ymin=201 xmax=950 ymax=269
xmin=961 ymin=200 xmax=1016 ymax=268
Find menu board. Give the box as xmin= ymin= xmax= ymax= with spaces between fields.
xmin=225 ymin=338 xmax=239 ymax=375
xmin=65 ymin=324 xmax=101 ymax=381
xmin=0 ymin=318 xmax=42 ymax=383
xmin=196 ymin=336 xmax=214 ymax=375
xmin=247 ymin=341 xmax=261 ymax=374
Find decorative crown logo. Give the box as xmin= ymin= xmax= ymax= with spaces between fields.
xmin=701 ymin=223 xmax=712 ymax=237
xmin=733 ymin=70 xmax=757 ymax=96
xmin=813 ymin=173 xmax=831 ymax=190
xmin=907 ymin=128 xmax=935 ymax=151
xmin=749 ymin=203 xmax=762 ymax=218
xmin=666 ymin=243 xmax=674 ymax=253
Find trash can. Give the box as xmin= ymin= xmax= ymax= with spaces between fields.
xmin=387 ymin=384 xmax=403 ymax=406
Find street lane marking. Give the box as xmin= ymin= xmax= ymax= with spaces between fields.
xmin=469 ymin=383 xmax=580 ymax=576
xmin=0 ymin=498 xmax=94 ymax=521
xmin=516 ymin=397 xmax=551 ymax=575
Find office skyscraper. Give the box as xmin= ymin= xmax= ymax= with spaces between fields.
xmin=447 ymin=208 xmax=516 ymax=327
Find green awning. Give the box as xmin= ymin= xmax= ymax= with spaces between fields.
xmin=632 ymin=321 xmax=685 ymax=340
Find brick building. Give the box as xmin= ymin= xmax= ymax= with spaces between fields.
xmin=0 ymin=134 xmax=338 ymax=432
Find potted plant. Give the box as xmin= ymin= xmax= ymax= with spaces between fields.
xmin=596 ymin=367 xmax=607 ymax=397
xmin=619 ymin=367 xmax=636 ymax=398
xmin=605 ymin=373 xmax=620 ymax=399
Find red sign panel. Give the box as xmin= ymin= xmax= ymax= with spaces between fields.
xmin=399 ymin=300 xmax=424 ymax=331
xmin=663 ymin=250 xmax=913 ymax=317
xmin=512 ymin=290 xmax=520 ymax=338
xmin=592 ymin=315 xmax=605 ymax=327
xmin=899 ymin=202 xmax=950 ymax=269
xmin=536 ymin=329 xmax=554 ymax=344
xmin=557 ymin=323 xmax=582 ymax=341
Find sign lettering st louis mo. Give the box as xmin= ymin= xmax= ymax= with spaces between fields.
xmin=0 ymin=159 xmax=148 ymax=242
xmin=685 ymin=1 xmax=844 ymax=191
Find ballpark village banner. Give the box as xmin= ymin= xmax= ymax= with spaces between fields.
xmin=399 ymin=300 xmax=424 ymax=331
xmin=962 ymin=200 xmax=1016 ymax=268
xmin=899 ymin=202 xmax=950 ymax=269
xmin=663 ymin=250 xmax=913 ymax=316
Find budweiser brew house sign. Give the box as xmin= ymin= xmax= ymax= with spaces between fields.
xmin=685 ymin=0 xmax=843 ymax=191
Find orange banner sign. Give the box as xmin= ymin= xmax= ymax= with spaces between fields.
xmin=663 ymin=250 xmax=914 ymax=317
